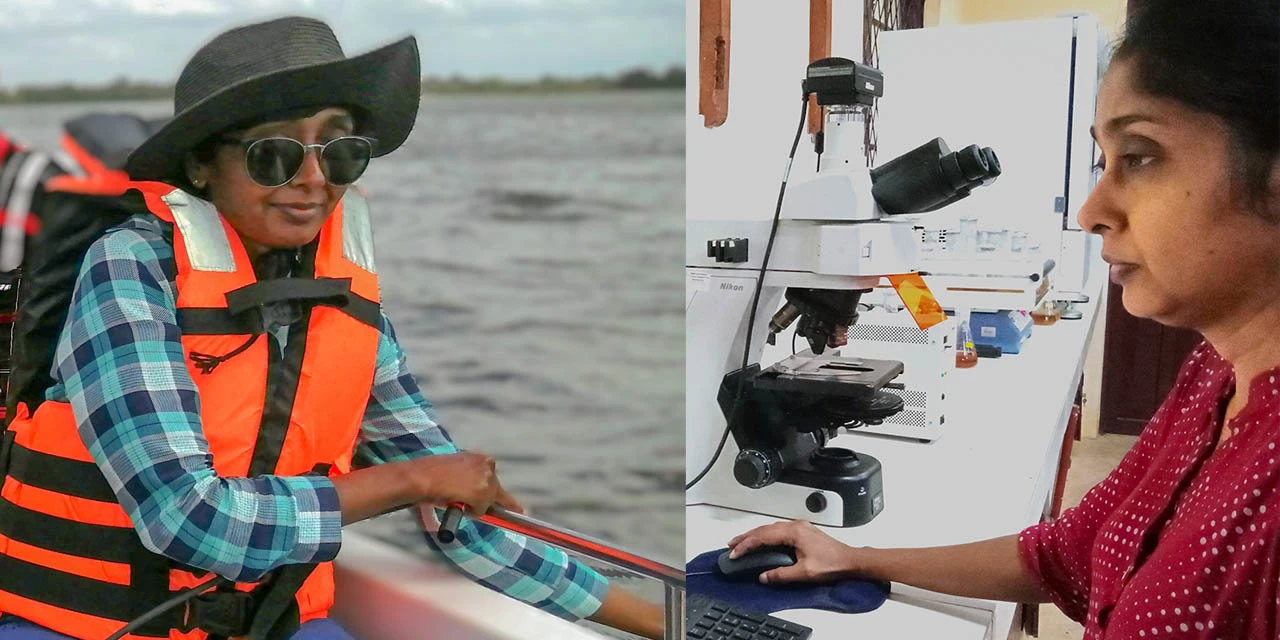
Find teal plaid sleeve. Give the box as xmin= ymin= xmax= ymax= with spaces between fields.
xmin=356 ymin=316 xmax=611 ymax=621
xmin=49 ymin=216 xmax=343 ymax=583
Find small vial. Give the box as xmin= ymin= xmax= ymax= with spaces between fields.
xmin=955 ymin=306 xmax=978 ymax=369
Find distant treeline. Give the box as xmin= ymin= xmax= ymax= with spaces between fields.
xmin=0 ymin=77 xmax=172 ymax=104
xmin=0 ymin=66 xmax=685 ymax=104
xmin=421 ymin=66 xmax=685 ymax=94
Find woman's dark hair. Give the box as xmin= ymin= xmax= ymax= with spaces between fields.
xmin=171 ymin=137 xmax=220 ymax=196
xmin=1116 ymin=0 xmax=1279 ymax=216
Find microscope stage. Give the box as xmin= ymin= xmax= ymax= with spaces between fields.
xmin=754 ymin=353 xmax=904 ymax=399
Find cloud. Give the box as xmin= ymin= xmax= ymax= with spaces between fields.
xmin=0 ymin=0 xmax=683 ymax=86
xmin=118 ymin=0 xmax=223 ymax=16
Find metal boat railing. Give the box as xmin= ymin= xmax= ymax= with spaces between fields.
xmin=435 ymin=505 xmax=686 ymax=639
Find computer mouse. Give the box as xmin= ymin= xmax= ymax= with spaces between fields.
xmin=715 ymin=545 xmax=797 ymax=581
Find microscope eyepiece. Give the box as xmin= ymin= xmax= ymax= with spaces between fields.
xmin=951 ymin=144 xmax=991 ymax=184
xmin=869 ymin=138 xmax=1002 ymax=215
xmin=980 ymin=147 xmax=1001 ymax=176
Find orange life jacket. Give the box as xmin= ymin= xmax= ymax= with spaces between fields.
xmin=0 ymin=182 xmax=382 ymax=639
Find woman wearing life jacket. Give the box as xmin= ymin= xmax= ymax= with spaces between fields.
xmin=728 ymin=0 xmax=1280 ymax=637
xmin=0 ymin=16 xmax=662 ymax=640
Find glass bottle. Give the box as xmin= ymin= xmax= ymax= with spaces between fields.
xmin=1031 ymin=299 xmax=1060 ymax=326
xmin=955 ymin=306 xmax=978 ymax=369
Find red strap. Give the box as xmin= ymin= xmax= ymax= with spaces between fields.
xmin=0 ymin=208 xmax=43 ymax=236
xmin=44 ymin=174 xmax=131 ymax=197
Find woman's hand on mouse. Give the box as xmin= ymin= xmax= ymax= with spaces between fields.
xmin=728 ymin=520 xmax=862 ymax=584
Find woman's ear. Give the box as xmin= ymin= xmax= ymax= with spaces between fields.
xmin=183 ymin=154 xmax=208 ymax=190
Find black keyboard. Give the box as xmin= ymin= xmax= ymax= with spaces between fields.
xmin=687 ymin=593 xmax=813 ymax=640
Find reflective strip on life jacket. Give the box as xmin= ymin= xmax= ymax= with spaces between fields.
xmin=0 ymin=150 xmax=50 ymax=271
xmin=339 ymin=189 xmax=376 ymax=274
xmin=160 ymin=188 xmax=237 ymax=273
xmin=0 ymin=141 xmax=84 ymax=270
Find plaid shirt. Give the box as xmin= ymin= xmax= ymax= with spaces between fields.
xmin=47 ymin=214 xmax=608 ymax=620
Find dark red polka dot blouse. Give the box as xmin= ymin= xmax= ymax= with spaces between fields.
xmin=1019 ymin=342 xmax=1278 ymax=639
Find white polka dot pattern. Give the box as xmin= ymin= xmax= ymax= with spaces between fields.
xmin=1018 ymin=343 xmax=1280 ymax=638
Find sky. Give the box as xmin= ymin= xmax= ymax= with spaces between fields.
xmin=0 ymin=0 xmax=685 ymax=87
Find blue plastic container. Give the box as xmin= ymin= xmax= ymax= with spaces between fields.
xmin=968 ymin=310 xmax=1034 ymax=354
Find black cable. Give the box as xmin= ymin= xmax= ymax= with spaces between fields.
xmin=105 ymin=574 xmax=227 ymax=640
xmin=686 ymin=93 xmax=812 ymax=491
xmin=815 ymin=129 xmax=825 ymax=172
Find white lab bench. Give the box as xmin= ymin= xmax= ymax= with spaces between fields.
xmin=686 ymin=277 xmax=1106 ymax=639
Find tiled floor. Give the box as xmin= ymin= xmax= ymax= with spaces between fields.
xmin=1024 ymin=432 xmax=1139 ymax=640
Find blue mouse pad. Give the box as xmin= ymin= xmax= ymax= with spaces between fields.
xmin=686 ymin=548 xmax=890 ymax=615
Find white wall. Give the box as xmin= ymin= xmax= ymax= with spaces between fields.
xmin=686 ymin=2 xmax=864 ymax=222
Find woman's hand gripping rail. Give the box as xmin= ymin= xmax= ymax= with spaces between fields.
xmin=427 ymin=504 xmax=677 ymax=640
xmin=331 ymin=450 xmax=523 ymax=525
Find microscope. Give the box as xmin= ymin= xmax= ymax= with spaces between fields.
xmin=686 ymin=58 xmax=1001 ymax=527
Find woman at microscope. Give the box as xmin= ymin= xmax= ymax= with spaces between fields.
xmin=728 ymin=0 xmax=1280 ymax=637
xmin=0 ymin=16 xmax=661 ymax=640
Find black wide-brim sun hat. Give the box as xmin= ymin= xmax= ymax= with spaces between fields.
xmin=126 ymin=16 xmax=420 ymax=182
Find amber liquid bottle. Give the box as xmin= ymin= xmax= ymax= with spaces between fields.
xmin=1031 ymin=300 xmax=1060 ymax=326
xmin=955 ymin=308 xmax=978 ymax=369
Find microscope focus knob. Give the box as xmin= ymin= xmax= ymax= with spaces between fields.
xmin=734 ymin=449 xmax=782 ymax=488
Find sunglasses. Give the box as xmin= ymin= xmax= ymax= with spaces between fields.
xmin=218 ymin=135 xmax=375 ymax=188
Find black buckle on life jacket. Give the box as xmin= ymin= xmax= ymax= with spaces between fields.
xmin=225 ymin=278 xmax=354 ymax=321
xmin=179 ymin=588 xmax=255 ymax=637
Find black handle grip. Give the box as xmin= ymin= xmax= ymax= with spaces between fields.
xmin=437 ymin=505 xmax=464 ymax=543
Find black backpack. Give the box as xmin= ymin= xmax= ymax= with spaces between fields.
xmin=0 ymin=131 xmax=83 ymax=416
xmin=6 ymin=113 xmax=166 ymax=419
